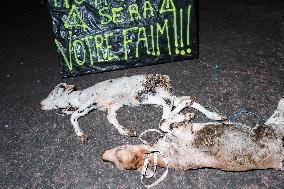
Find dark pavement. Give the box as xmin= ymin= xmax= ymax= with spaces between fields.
xmin=0 ymin=0 xmax=284 ymax=188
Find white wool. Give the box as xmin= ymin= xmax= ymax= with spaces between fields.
xmin=154 ymin=121 xmax=284 ymax=171
xmin=155 ymin=125 xmax=219 ymax=170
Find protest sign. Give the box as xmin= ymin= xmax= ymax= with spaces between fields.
xmin=48 ymin=0 xmax=198 ymax=77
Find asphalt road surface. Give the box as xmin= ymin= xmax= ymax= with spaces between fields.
xmin=0 ymin=0 xmax=283 ymax=188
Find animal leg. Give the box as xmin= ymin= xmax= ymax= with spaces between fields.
xmin=169 ymin=96 xmax=196 ymax=116
xmin=170 ymin=96 xmax=227 ymax=120
xmin=141 ymin=95 xmax=173 ymax=119
xmin=191 ymin=102 xmax=227 ymax=120
xmin=160 ymin=112 xmax=195 ymax=132
xmin=70 ymin=100 xmax=97 ymax=143
xmin=107 ymin=105 xmax=137 ymax=137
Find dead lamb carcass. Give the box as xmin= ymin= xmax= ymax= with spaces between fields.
xmin=40 ymin=74 xmax=225 ymax=143
xmin=102 ymin=97 xmax=284 ymax=174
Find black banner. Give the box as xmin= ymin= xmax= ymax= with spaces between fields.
xmin=48 ymin=0 xmax=198 ymax=77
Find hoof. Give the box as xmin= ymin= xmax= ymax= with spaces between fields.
xmin=79 ymin=134 xmax=89 ymax=144
xmin=191 ymin=96 xmax=197 ymax=102
xmin=125 ymin=128 xmax=137 ymax=137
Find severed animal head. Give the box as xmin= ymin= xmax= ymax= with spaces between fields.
xmin=101 ymin=145 xmax=166 ymax=170
xmin=40 ymin=83 xmax=75 ymax=110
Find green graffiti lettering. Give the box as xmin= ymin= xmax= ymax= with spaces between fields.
xmin=94 ymin=34 xmax=106 ymax=62
xmin=95 ymin=0 xmax=108 ymax=7
xmin=64 ymin=5 xmax=89 ymax=29
xmin=179 ymin=8 xmax=186 ymax=55
xmin=186 ymin=5 xmax=191 ymax=53
xmin=173 ymin=12 xmax=178 ymax=53
xmin=187 ymin=5 xmax=191 ymax=46
xmin=53 ymin=0 xmax=195 ymax=69
xmin=73 ymin=39 xmax=86 ymax=66
xmin=136 ymin=27 xmax=149 ymax=58
xmin=84 ymin=36 xmax=94 ymax=65
xmin=143 ymin=1 xmax=154 ymax=18
xmin=123 ymin=27 xmax=138 ymax=60
xmin=74 ymin=0 xmax=84 ymax=5
xmin=54 ymin=31 xmax=73 ymax=71
xmin=112 ymin=7 xmax=124 ymax=23
xmin=160 ymin=0 xmax=176 ymax=13
xmin=52 ymin=0 xmax=70 ymax=8
xmin=180 ymin=8 xmax=184 ymax=48
xmin=156 ymin=19 xmax=171 ymax=55
xmin=99 ymin=7 xmax=112 ymax=25
xmin=159 ymin=0 xmax=178 ymax=52
xmin=105 ymin=33 xmax=118 ymax=61
xmin=128 ymin=4 xmax=141 ymax=21
xmin=64 ymin=0 xmax=70 ymax=8
xmin=150 ymin=25 xmax=155 ymax=55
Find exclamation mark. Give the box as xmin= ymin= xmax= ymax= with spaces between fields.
xmin=180 ymin=8 xmax=185 ymax=55
xmin=150 ymin=25 xmax=155 ymax=55
xmin=187 ymin=5 xmax=191 ymax=54
xmin=174 ymin=11 xmax=179 ymax=54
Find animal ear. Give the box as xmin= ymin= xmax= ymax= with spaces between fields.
xmin=115 ymin=149 xmax=134 ymax=163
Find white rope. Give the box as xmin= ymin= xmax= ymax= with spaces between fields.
xmin=139 ymin=129 xmax=168 ymax=188
xmin=140 ymin=151 xmax=168 ymax=188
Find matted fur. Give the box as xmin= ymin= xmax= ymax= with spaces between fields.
xmin=41 ymin=74 xmax=225 ymax=143
xmin=102 ymin=97 xmax=284 ymax=172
